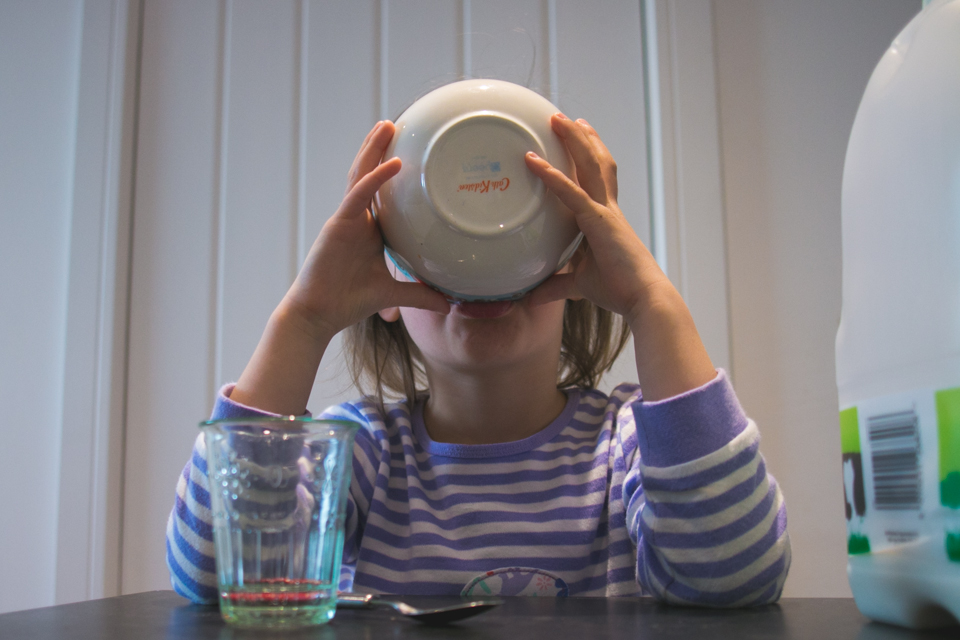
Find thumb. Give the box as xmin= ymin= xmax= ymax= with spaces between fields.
xmin=385 ymin=281 xmax=452 ymax=315
xmin=527 ymin=272 xmax=580 ymax=307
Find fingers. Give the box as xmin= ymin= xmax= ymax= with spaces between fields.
xmin=339 ymin=156 xmax=402 ymax=218
xmin=384 ymin=281 xmax=451 ymax=316
xmin=550 ymin=114 xmax=612 ymax=204
xmin=345 ymin=121 xmax=397 ymax=193
xmin=527 ymin=272 xmax=580 ymax=307
xmin=576 ymin=119 xmax=618 ymax=202
xmin=525 ymin=152 xmax=604 ymax=225
xmin=355 ymin=120 xmax=384 ymax=165
xmin=346 ymin=122 xmax=383 ymax=190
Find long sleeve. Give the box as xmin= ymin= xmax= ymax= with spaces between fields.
xmin=622 ymin=371 xmax=791 ymax=606
xmin=166 ymin=434 xmax=218 ymax=603
xmin=165 ymin=385 xmax=285 ymax=604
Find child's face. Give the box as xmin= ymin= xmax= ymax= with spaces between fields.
xmin=399 ymin=294 xmax=566 ymax=377
xmin=380 ymin=256 xmax=568 ymax=378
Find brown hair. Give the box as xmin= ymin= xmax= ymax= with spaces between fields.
xmin=343 ymin=298 xmax=631 ymax=409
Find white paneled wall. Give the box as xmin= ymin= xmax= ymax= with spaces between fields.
xmin=123 ymin=0 xmax=223 ymax=595
xmin=122 ymin=0 xmax=650 ymax=594
xmin=0 ymin=0 xmax=83 ymax=614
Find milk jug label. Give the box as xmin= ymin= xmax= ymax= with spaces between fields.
xmin=841 ymin=387 xmax=960 ymax=561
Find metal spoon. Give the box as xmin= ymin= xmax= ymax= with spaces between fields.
xmin=336 ymin=593 xmax=501 ymax=625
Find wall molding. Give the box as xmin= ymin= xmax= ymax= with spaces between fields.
xmin=643 ymin=0 xmax=732 ymax=374
xmin=55 ymin=0 xmax=140 ymax=603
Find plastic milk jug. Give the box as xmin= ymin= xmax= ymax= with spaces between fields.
xmin=836 ymin=0 xmax=960 ymax=628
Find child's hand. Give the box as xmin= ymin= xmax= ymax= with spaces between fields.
xmin=524 ymin=115 xmax=714 ymax=400
xmin=230 ymin=122 xmax=449 ymax=415
xmin=523 ymin=114 xmax=667 ymax=327
xmin=284 ymin=121 xmax=450 ymax=339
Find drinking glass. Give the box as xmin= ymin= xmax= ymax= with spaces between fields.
xmin=200 ymin=416 xmax=360 ymax=628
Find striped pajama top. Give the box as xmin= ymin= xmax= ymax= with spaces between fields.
xmin=166 ymin=370 xmax=791 ymax=605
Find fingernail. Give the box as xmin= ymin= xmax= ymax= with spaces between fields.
xmin=555 ymin=112 xmax=569 ymax=120
xmin=577 ymin=118 xmax=590 ymax=126
xmin=526 ymin=151 xmax=540 ymax=159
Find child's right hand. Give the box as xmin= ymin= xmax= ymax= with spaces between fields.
xmin=229 ymin=121 xmax=449 ymax=415
xmin=284 ymin=120 xmax=450 ymax=339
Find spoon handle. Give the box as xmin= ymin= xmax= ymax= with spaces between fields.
xmin=336 ymin=593 xmax=375 ymax=608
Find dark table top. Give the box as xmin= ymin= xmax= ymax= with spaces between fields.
xmin=1 ymin=591 xmax=958 ymax=640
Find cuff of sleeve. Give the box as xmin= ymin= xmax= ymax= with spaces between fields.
xmin=210 ymin=383 xmax=312 ymax=420
xmin=633 ymin=369 xmax=749 ymax=468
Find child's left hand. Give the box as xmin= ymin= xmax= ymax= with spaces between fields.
xmin=524 ymin=114 xmax=715 ymax=400
xmin=523 ymin=114 xmax=668 ymax=323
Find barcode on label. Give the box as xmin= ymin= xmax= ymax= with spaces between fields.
xmin=868 ymin=409 xmax=921 ymax=510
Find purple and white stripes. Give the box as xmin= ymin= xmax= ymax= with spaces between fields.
xmin=633 ymin=422 xmax=791 ymax=605
xmin=167 ymin=445 xmax=217 ymax=602
xmin=166 ymin=371 xmax=790 ymax=604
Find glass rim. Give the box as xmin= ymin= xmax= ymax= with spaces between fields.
xmin=199 ymin=415 xmax=362 ymax=431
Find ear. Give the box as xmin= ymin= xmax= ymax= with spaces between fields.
xmin=378 ymin=306 xmax=401 ymax=322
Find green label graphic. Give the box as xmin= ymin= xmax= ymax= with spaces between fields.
xmin=947 ymin=532 xmax=960 ymax=562
xmin=840 ymin=406 xmax=867 ymax=536
xmin=848 ymin=534 xmax=871 ymax=555
xmin=935 ymin=387 xmax=960 ymax=508
xmin=840 ymin=407 xmax=860 ymax=454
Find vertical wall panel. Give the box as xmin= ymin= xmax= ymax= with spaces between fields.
xmin=0 ymin=0 xmax=82 ymax=614
xmin=385 ymin=0 xmax=460 ymax=118
xmin=303 ymin=0 xmax=381 ymax=413
xmin=651 ymin=0 xmax=730 ymax=373
xmin=554 ymin=1 xmax=650 ymax=388
xmin=56 ymin=0 xmax=140 ymax=604
xmin=469 ymin=0 xmax=548 ymax=91
xmin=554 ymin=1 xmax=649 ymax=245
xmin=217 ymin=0 xmax=300 ymax=389
xmin=122 ymin=0 xmax=222 ymax=594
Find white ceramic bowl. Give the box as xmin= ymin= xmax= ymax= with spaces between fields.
xmin=374 ymin=79 xmax=581 ymax=301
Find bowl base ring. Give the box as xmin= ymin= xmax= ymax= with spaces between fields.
xmin=422 ymin=113 xmax=547 ymax=238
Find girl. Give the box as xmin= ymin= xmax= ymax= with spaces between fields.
xmin=167 ymin=114 xmax=790 ymax=604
